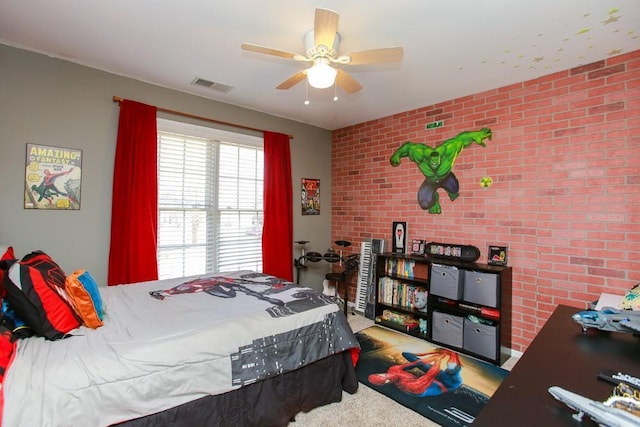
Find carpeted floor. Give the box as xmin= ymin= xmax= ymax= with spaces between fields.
xmin=290 ymin=313 xmax=519 ymax=427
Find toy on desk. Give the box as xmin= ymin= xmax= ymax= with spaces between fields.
xmin=612 ymin=382 xmax=640 ymax=414
xmin=548 ymin=386 xmax=640 ymax=426
xmin=572 ymin=307 xmax=640 ymax=334
xmin=598 ymin=368 xmax=640 ymax=392
xmin=620 ymin=283 xmax=640 ymax=310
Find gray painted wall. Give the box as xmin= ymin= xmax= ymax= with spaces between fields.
xmin=0 ymin=45 xmax=333 ymax=290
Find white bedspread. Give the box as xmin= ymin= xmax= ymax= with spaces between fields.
xmin=2 ymin=271 xmax=358 ymax=427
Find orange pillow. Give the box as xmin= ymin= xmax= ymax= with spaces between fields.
xmin=65 ymin=270 xmax=103 ymax=329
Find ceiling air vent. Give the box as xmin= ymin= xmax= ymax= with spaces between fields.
xmin=191 ymin=77 xmax=233 ymax=93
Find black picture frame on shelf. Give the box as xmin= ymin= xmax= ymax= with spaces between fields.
xmin=488 ymin=245 xmax=508 ymax=266
xmin=411 ymin=239 xmax=425 ymax=255
xmin=392 ymin=221 xmax=407 ymax=253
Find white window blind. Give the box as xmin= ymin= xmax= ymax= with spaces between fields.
xmin=157 ymin=119 xmax=263 ymax=280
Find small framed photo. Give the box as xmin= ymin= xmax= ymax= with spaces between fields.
xmin=392 ymin=221 xmax=407 ymax=254
xmin=488 ymin=245 xmax=508 ymax=266
xmin=411 ymin=239 xmax=425 ymax=255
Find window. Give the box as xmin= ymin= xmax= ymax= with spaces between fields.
xmin=157 ymin=119 xmax=263 ymax=279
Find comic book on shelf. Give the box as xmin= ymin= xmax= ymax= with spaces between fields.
xmin=385 ymin=258 xmax=416 ymax=279
xmin=378 ymin=276 xmax=427 ymax=309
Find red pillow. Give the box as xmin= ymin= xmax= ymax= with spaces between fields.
xmin=0 ymin=246 xmax=16 ymax=298
xmin=3 ymin=251 xmax=81 ymax=340
xmin=0 ymin=326 xmax=16 ymax=382
xmin=0 ymin=246 xmax=14 ymax=261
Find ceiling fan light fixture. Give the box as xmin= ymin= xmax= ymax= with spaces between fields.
xmin=242 ymin=8 xmax=402 ymax=95
xmin=307 ymin=59 xmax=337 ymax=89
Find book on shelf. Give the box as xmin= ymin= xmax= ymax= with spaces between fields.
xmin=381 ymin=309 xmax=414 ymax=323
xmin=377 ymin=309 xmax=420 ymax=332
xmin=376 ymin=317 xmax=420 ymax=332
xmin=377 ymin=276 xmax=428 ymax=309
xmin=458 ymin=302 xmax=482 ymax=313
xmin=403 ymin=259 xmax=414 ymax=278
xmin=385 ymin=258 xmax=416 ymax=279
xmin=481 ymin=307 xmax=500 ymax=319
xmin=412 ymin=262 xmax=429 ymax=280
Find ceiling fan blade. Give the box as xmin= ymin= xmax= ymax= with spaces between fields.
xmin=276 ymin=71 xmax=307 ymax=90
xmin=343 ymin=47 xmax=404 ymax=65
xmin=336 ymin=70 xmax=362 ymax=94
xmin=314 ymin=8 xmax=339 ymax=49
xmin=241 ymin=43 xmax=307 ymax=61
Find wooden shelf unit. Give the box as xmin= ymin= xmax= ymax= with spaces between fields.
xmin=374 ymin=252 xmax=512 ymax=365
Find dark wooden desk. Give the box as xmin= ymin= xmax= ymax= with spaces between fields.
xmin=473 ymin=304 xmax=640 ymax=426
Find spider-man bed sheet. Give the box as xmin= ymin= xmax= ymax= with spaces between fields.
xmin=3 ymin=271 xmax=360 ymax=426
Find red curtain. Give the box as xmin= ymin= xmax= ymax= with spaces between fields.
xmin=262 ymin=131 xmax=293 ymax=281
xmin=107 ymin=100 xmax=158 ymax=285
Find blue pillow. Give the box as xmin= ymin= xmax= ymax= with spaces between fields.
xmin=2 ymin=300 xmax=26 ymax=328
xmin=2 ymin=299 xmax=32 ymax=338
xmin=76 ymin=270 xmax=104 ymax=320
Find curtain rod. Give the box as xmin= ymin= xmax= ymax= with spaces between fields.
xmin=112 ymin=96 xmax=293 ymax=139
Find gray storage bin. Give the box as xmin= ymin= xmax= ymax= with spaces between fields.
xmin=430 ymin=264 xmax=464 ymax=300
xmin=463 ymin=318 xmax=498 ymax=360
xmin=463 ymin=271 xmax=499 ymax=307
xmin=431 ymin=311 xmax=463 ymax=348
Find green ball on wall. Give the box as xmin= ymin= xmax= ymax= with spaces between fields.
xmin=479 ymin=176 xmax=493 ymax=188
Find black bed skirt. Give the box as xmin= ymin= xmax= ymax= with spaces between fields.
xmin=115 ymin=350 xmax=358 ymax=427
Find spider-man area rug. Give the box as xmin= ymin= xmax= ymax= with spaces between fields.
xmin=355 ymin=326 xmax=508 ymax=427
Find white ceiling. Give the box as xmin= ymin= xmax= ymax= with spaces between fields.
xmin=1 ymin=1 xmax=639 ymax=130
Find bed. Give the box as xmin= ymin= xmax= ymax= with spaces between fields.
xmin=1 ymin=268 xmax=360 ymax=427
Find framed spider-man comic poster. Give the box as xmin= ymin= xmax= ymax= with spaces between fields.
xmin=24 ymin=143 xmax=82 ymax=210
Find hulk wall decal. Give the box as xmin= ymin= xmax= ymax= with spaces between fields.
xmin=390 ymin=128 xmax=492 ymax=214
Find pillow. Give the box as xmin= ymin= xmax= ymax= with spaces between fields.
xmin=3 ymin=251 xmax=81 ymax=340
xmin=1 ymin=300 xmax=33 ymax=339
xmin=65 ymin=270 xmax=103 ymax=329
xmin=0 ymin=246 xmax=16 ymax=298
xmin=0 ymin=246 xmax=14 ymax=261
xmin=1 ymin=248 xmax=32 ymax=338
xmin=0 ymin=326 xmax=16 ymax=383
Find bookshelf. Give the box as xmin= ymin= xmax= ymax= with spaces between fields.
xmin=374 ymin=252 xmax=512 ymax=365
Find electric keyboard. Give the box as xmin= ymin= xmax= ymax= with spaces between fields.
xmin=355 ymin=241 xmax=372 ymax=314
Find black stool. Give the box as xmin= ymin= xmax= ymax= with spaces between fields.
xmin=325 ymin=271 xmax=349 ymax=316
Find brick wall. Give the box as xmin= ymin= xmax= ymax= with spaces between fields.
xmin=331 ymin=50 xmax=640 ymax=352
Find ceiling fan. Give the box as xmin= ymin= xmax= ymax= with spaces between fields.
xmin=241 ymin=8 xmax=403 ymax=94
